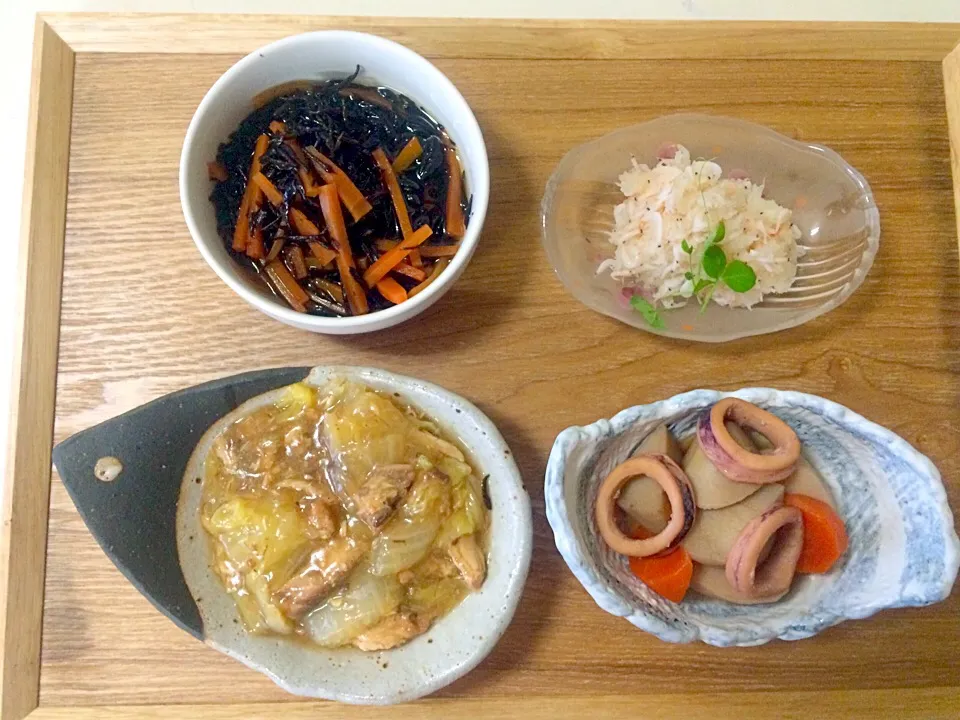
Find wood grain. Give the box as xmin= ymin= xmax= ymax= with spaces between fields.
xmin=42 ymin=13 xmax=960 ymax=61
xmin=3 ymin=14 xmax=958 ymax=719
xmin=0 ymin=18 xmax=74 ymax=720
xmin=946 ymin=42 xmax=960 ymax=256
xmin=24 ymin=688 xmax=960 ymax=720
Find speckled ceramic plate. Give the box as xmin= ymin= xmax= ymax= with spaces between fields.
xmin=53 ymin=366 xmax=532 ymax=704
xmin=545 ymin=388 xmax=959 ymax=646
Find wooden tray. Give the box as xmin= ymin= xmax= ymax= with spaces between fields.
xmin=4 ymin=13 xmax=960 ymax=720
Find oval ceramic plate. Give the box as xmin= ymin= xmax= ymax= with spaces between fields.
xmin=544 ymin=388 xmax=959 ymax=646
xmin=541 ymin=114 xmax=881 ymax=342
xmin=53 ymin=366 xmax=533 ymax=704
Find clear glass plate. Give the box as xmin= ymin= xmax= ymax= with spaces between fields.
xmin=541 ymin=114 xmax=880 ymax=342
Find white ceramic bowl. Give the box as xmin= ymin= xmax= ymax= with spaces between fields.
xmin=545 ymin=388 xmax=959 ymax=646
xmin=178 ymin=366 xmax=532 ymax=703
xmin=180 ymin=32 xmax=490 ymax=334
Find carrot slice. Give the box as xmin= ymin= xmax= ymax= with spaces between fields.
xmin=376 ymin=277 xmax=408 ymax=305
xmin=207 ymin=161 xmax=228 ymax=182
xmin=444 ymin=145 xmax=466 ymax=239
xmin=289 ymin=207 xmax=322 ymax=236
xmin=362 ymin=225 xmax=433 ymax=287
xmin=285 ymin=245 xmax=308 ymax=280
xmin=626 ymin=527 xmax=693 ymax=603
xmin=304 ymin=146 xmax=372 ymax=221
xmin=372 ymin=148 xmax=413 ymax=239
xmin=308 ymin=241 xmax=337 ymax=267
xmin=269 ymin=120 xmax=287 ymax=134
xmin=419 ymin=243 xmax=460 ymax=258
xmin=251 ymin=172 xmax=284 ymax=207
xmin=784 ymin=493 xmax=849 ymax=574
xmin=246 ymin=227 xmax=265 ymax=261
xmin=232 ymin=134 xmax=269 ymax=252
xmin=393 ymin=261 xmax=427 ymax=282
xmin=316 ymin=184 xmax=368 ymax=315
xmin=408 ymin=258 xmax=449 ymax=298
xmin=265 ymin=260 xmax=308 ymax=312
xmin=392 ymin=137 xmax=423 ymax=174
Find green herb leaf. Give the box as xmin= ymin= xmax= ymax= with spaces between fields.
xmin=702 ymin=245 xmax=727 ymax=280
xmin=684 ymin=271 xmax=694 ymax=280
xmin=630 ymin=296 xmax=665 ymax=329
xmin=693 ymin=279 xmax=714 ymax=295
xmin=721 ymin=260 xmax=757 ymax=293
xmin=707 ymin=220 xmax=726 ymax=245
xmin=681 ymin=239 xmax=693 ymax=254
xmin=699 ymin=284 xmax=718 ymax=314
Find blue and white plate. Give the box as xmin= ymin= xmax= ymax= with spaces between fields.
xmin=544 ymin=388 xmax=959 ymax=646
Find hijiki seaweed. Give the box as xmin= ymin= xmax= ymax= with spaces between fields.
xmin=209 ymin=68 xmax=469 ymax=316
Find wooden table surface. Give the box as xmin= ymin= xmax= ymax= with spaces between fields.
xmin=25 ymin=15 xmax=960 ymax=718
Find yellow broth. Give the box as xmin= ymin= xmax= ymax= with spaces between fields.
xmin=199 ymin=379 xmax=488 ymax=651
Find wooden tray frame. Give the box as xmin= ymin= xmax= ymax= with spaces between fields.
xmin=3 ymin=13 xmax=960 ymax=720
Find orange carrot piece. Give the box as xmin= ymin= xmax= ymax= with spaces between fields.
xmin=232 ymin=134 xmax=269 ymax=252
xmin=408 ymin=258 xmax=449 ymax=298
xmin=626 ymin=527 xmax=693 ymax=603
xmin=392 ymin=137 xmax=423 ymax=173
xmin=285 ymin=245 xmax=308 ymax=280
xmin=372 ymin=148 xmax=413 ymax=239
xmin=408 ymin=248 xmax=423 ymax=268
xmin=246 ymin=227 xmax=265 ymax=260
xmin=269 ymin=120 xmax=287 ymax=134
xmin=317 ymin=184 xmax=368 ymax=315
xmin=376 ymin=239 xmax=399 ymax=252
xmin=444 ymin=145 xmax=466 ymax=239
xmin=393 ymin=261 xmax=427 ymax=282
xmin=298 ymin=167 xmax=321 ymax=196
xmin=308 ymin=241 xmax=337 ymax=267
xmin=304 ymin=147 xmax=372 ymax=221
xmin=418 ymin=243 xmax=461 ymax=258
xmin=251 ymin=172 xmax=284 ymax=207
xmin=784 ymin=494 xmax=849 ymax=574
xmin=376 ymin=277 xmax=408 ymax=305
xmin=362 ymin=225 xmax=433 ymax=287
xmin=289 ymin=207 xmax=322 ymax=236
xmin=207 ymin=161 xmax=228 ymax=182
xmin=265 ymin=260 xmax=308 ymax=312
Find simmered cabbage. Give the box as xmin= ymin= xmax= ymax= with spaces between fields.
xmin=304 ymin=568 xmax=403 ymax=647
xmin=369 ymin=472 xmax=450 ymax=576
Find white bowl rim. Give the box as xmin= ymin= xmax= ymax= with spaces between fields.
xmin=179 ymin=30 xmax=490 ymax=332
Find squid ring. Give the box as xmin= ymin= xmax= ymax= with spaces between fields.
xmin=595 ymin=454 xmax=696 ymax=558
xmin=697 ymin=398 xmax=801 ymax=484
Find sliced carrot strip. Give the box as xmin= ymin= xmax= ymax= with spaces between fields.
xmin=232 ymin=134 xmax=269 ymax=252
xmin=393 ymin=261 xmax=427 ymax=282
xmin=285 ymin=245 xmax=308 ymax=280
xmin=288 ymin=207 xmax=322 ymax=236
xmin=304 ymin=146 xmax=372 ymax=221
xmin=251 ymin=172 xmax=284 ymax=207
xmin=392 ymin=137 xmax=423 ymax=173
xmin=784 ymin=493 xmax=849 ymax=574
xmin=265 ymin=260 xmax=308 ymax=312
xmin=372 ymin=148 xmax=413 ymax=239
xmin=246 ymin=227 xmax=265 ymax=260
xmin=444 ymin=145 xmax=466 ymax=239
xmin=317 ymin=184 xmax=368 ymax=315
xmin=376 ymin=239 xmax=398 ymax=252
xmin=376 ymin=277 xmax=408 ymax=305
xmin=269 ymin=120 xmax=287 ymax=134
xmin=409 ymin=249 xmax=423 ymax=268
xmin=308 ymin=241 xmax=337 ymax=267
xmin=408 ymin=258 xmax=449 ymax=298
xmin=362 ymin=225 xmax=433 ymax=287
xmin=419 ymin=243 xmax=460 ymax=259
xmin=626 ymin=527 xmax=693 ymax=603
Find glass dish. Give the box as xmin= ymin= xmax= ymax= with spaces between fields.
xmin=540 ymin=114 xmax=880 ymax=342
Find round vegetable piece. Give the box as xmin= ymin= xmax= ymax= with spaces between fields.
xmin=697 ymin=398 xmax=801 ymax=484
xmin=595 ymin=454 xmax=696 ymax=558
xmin=784 ymin=493 xmax=849 ymax=574
xmin=725 ymin=505 xmax=804 ymax=599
